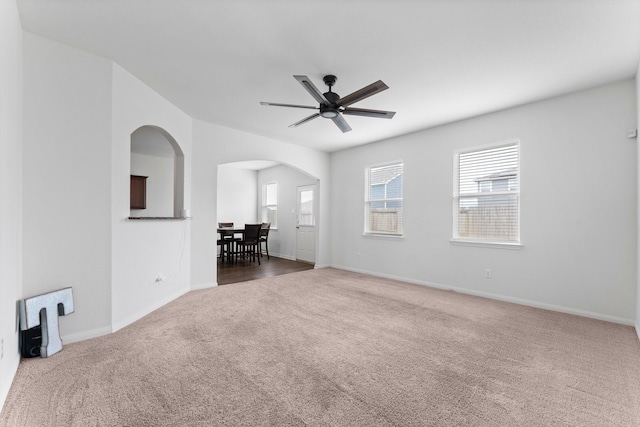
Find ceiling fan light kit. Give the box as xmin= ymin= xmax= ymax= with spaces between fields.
xmin=261 ymin=74 xmax=396 ymax=133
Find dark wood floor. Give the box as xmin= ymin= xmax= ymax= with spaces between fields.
xmin=217 ymin=255 xmax=314 ymax=285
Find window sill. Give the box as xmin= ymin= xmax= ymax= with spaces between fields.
xmin=363 ymin=233 xmax=404 ymax=240
xmin=450 ymin=239 xmax=522 ymax=250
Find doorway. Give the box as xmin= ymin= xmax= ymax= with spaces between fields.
xmin=296 ymin=185 xmax=316 ymax=264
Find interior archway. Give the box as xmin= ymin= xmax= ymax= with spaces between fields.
xmin=216 ymin=160 xmax=320 ymax=277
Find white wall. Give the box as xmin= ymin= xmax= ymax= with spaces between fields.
xmin=111 ymin=64 xmax=193 ymax=331
xmin=130 ymin=152 xmax=174 ymax=217
xmin=22 ymin=33 xmax=113 ymax=342
xmin=637 ymin=63 xmax=640 ymax=338
xmin=331 ymin=79 xmax=637 ymax=324
xmin=191 ymin=120 xmax=330 ymax=289
xmin=0 ymin=0 xmax=22 ymax=410
xmin=21 ymin=33 xmax=193 ymax=343
xmin=217 ymin=165 xmax=258 ymax=226
xmin=258 ymin=165 xmax=318 ymax=260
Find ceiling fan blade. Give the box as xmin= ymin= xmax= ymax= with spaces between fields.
xmin=260 ymin=102 xmax=318 ymax=110
xmin=294 ymin=75 xmax=329 ymax=105
xmin=342 ymin=107 xmax=396 ymax=119
xmin=288 ymin=113 xmax=320 ymax=128
xmin=337 ymin=80 xmax=389 ymax=108
xmin=331 ymin=114 xmax=352 ymax=133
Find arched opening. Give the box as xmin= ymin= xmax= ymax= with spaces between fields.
xmin=130 ymin=126 xmax=185 ymax=217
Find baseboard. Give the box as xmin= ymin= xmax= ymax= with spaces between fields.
xmin=270 ymin=253 xmax=296 ymax=261
xmin=636 ymin=322 xmax=640 ymax=343
xmin=62 ymin=325 xmax=112 ymax=345
xmin=191 ymin=282 xmax=218 ymax=291
xmin=331 ymin=265 xmax=635 ymax=326
xmin=111 ymin=288 xmax=190 ymax=333
xmin=0 ymin=352 xmax=20 ymax=414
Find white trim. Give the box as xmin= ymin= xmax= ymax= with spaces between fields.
xmin=330 ymin=264 xmax=635 ymax=326
xmin=62 ymin=326 xmax=112 ymax=344
xmin=191 ymin=282 xmax=218 ymax=291
xmin=111 ymin=288 xmax=190 ymax=333
xmin=0 ymin=353 xmax=20 ymax=413
xmin=450 ymin=239 xmax=523 ymax=250
xmin=363 ymin=233 xmax=404 ymax=240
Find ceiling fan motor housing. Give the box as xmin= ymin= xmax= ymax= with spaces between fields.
xmin=320 ymin=75 xmax=340 ymax=118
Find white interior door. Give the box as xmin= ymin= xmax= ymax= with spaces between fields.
xmin=296 ymin=185 xmax=316 ymax=263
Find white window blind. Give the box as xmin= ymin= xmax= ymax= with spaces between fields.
xmin=261 ymin=182 xmax=277 ymax=228
xmin=365 ymin=162 xmax=403 ymax=236
xmin=454 ymin=142 xmax=519 ymax=243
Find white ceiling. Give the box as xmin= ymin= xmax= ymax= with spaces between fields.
xmin=17 ymin=0 xmax=640 ymax=153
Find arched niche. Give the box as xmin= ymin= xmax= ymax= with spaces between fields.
xmin=130 ymin=125 xmax=185 ymax=217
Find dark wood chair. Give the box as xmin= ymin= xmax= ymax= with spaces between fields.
xmin=259 ymin=222 xmax=271 ymax=259
xmin=236 ymin=224 xmax=262 ymax=265
xmin=218 ymin=222 xmax=239 ymax=263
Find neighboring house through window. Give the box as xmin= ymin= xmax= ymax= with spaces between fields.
xmin=365 ymin=162 xmax=403 ymax=236
xmin=454 ymin=141 xmax=520 ymax=244
xmin=262 ymin=182 xmax=277 ymax=228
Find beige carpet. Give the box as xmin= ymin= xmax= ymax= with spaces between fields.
xmin=2 ymin=268 xmax=640 ymax=426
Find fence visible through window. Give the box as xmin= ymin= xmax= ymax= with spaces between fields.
xmin=454 ymin=142 xmax=519 ymax=243
xmin=365 ymin=162 xmax=403 ymax=236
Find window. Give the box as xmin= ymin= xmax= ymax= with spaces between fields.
xmin=261 ymin=182 xmax=278 ymax=228
xmin=365 ymin=162 xmax=403 ymax=236
xmin=454 ymin=142 xmax=519 ymax=244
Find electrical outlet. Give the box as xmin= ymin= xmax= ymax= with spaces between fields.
xmin=1 ymin=338 xmax=4 ymax=359
xmin=484 ymin=269 xmax=492 ymax=279
xmin=155 ymin=274 xmax=165 ymax=283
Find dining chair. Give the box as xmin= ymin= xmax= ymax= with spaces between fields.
xmin=259 ymin=222 xmax=271 ymax=259
xmin=236 ymin=224 xmax=262 ymax=265
xmin=216 ymin=237 xmax=228 ymax=262
xmin=218 ymin=222 xmax=239 ymax=263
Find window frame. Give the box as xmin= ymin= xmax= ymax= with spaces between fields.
xmin=452 ymin=140 xmax=521 ymax=248
xmin=261 ymin=181 xmax=278 ymax=229
xmin=364 ymin=160 xmax=404 ymax=238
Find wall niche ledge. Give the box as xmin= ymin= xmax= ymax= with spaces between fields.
xmin=128 ymin=216 xmax=191 ymax=220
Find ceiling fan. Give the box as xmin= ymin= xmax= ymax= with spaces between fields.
xmin=260 ymin=75 xmax=395 ymax=133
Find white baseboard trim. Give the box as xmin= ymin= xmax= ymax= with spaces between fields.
xmin=62 ymin=325 xmax=112 ymax=345
xmin=62 ymin=285 xmax=216 ymax=344
xmin=191 ymin=282 xmax=218 ymax=291
xmin=0 ymin=354 xmax=20 ymax=413
xmin=270 ymin=253 xmax=296 ymax=261
xmin=111 ymin=288 xmax=190 ymax=333
xmin=331 ymin=265 xmax=635 ymax=326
